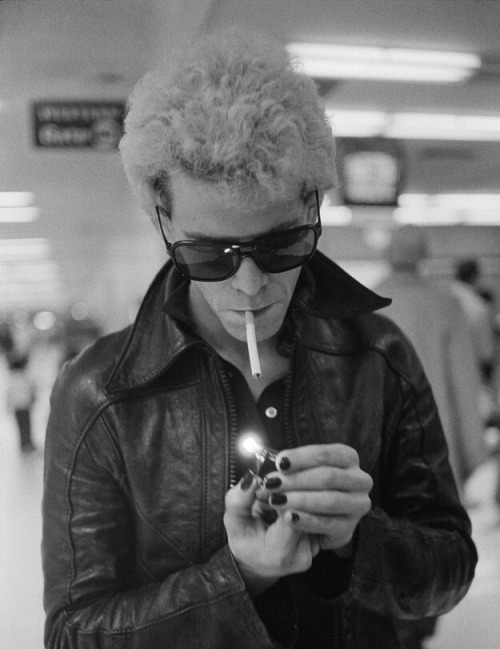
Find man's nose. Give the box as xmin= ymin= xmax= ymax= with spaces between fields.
xmin=231 ymin=256 xmax=268 ymax=295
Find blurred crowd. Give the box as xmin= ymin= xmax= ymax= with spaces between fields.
xmin=375 ymin=227 xmax=500 ymax=508
xmin=374 ymin=227 xmax=500 ymax=649
xmin=0 ymin=307 xmax=101 ymax=453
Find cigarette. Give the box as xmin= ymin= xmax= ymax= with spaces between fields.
xmin=245 ymin=310 xmax=262 ymax=379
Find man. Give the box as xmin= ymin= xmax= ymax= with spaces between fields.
xmin=451 ymin=258 xmax=495 ymax=386
xmin=375 ymin=226 xmax=485 ymax=492
xmin=42 ymin=29 xmax=477 ymax=648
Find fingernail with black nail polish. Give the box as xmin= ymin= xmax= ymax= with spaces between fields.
xmin=279 ymin=456 xmax=291 ymax=471
xmin=241 ymin=470 xmax=254 ymax=491
xmin=264 ymin=476 xmax=282 ymax=489
xmin=291 ymin=512 xmax=300 ymax=522
xmin=270 ymin=493 xmax=287 ymax=505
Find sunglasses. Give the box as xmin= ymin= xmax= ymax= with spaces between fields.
xmin=155 ymin=190 xmax=321 ymax=282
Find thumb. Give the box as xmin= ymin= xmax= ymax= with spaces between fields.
xmin=225 ymin=470 xmax=258 ymax=521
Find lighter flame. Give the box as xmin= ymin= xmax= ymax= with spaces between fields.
xmin=239 ymin=434 xmax=264 ymax=456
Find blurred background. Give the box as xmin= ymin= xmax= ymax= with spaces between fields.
xmin=1 ymin=1 xmax=499 ymax=647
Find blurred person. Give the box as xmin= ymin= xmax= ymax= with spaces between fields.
xmin=375 ymin=226 xmax=486 ymax=649
xmin=375 ymin=226 xmax=486 ymax=491
xmin=42 ymin=29 xmax=477 ymax=649
xmin=451 ymin=258 xmax=495 ymax=387
xmin=469 ymin=275 xmax=500 ymax=515
xmin=6 ymin=351 xmax=36 ymax=452
xmin=451 ymin=260 xmax=500 ymax=506
xmin=0 ymin=319 xmax=14 ymax=356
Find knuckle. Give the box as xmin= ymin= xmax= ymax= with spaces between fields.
xmin=346 ymin=446 xmax=360 ymax=465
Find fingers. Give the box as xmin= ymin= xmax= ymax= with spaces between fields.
xmin=263 ymin=465 xmax=372 ymax=493
xmin=275 ymin=443 xmax=360 ymax=473
xmin=224 ymin=470 xmax=259 ymax=524
xmin=282 ymin=510 xmax=356 ymax=547
xmin=267 ymin=489 xmax=371 ymax=517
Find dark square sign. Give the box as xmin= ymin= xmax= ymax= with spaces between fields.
xmin=33 ymin=101 xmax=125 ymax=151
xmin=337 ymin=137 xmax=406 ymax=206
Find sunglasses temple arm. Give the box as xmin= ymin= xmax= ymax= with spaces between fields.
xmin=156 ymin=207 xmax=172 ymax=252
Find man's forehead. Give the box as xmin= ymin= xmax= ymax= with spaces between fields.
xmin=179 ymin=214 xmax=303 ymax=243
xmin=170 ymin=170 xmax=303 ymax=209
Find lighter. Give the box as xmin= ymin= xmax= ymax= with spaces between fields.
xmin=239 ymin=434 xmax=279 ymax=478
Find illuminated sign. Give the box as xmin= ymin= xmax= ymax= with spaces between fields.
xmin=32 ymin=101 xmax=125 ymax=150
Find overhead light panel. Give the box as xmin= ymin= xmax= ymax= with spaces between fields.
xmin=0 ymin=191 xmax=35 ymax=207
xmin=0 ymin=192 xmax=38 ymax=222
xmin=395 ymin=193 xmax=500 ymax=225
xmin=327 ymin=110 xmax=500 ymax=141
xmin=0 ymin=238 xmax=52 ymax=261
xmin=399 ymin=193 xmax=500 ymax=210
xmin=0 ymin=207 xmax=39 ymax=223
xmin=287 ymin=43 xmax=481 ymax=83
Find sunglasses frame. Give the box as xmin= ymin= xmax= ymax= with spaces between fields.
xmin=155 ymin=190 xmax=322 ymax=282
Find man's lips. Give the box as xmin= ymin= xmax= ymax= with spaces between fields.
xmin=235 ymin=305 xmax=272 ymax=315
xmin=224 ymin=305 xmax=274 ymax=324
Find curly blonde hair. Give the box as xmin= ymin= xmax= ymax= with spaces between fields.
xmin=119 ymin=27 xmax=337 ymax=219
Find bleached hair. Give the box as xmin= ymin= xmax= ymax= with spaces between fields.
xmin=119 ymin=27 xmax=337 ymax=220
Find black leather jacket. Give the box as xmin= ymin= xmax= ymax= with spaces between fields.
xmin=42 ymin=252 xmax=477 ymax=648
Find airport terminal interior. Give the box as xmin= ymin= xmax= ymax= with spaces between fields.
xmin=1 ymin=1 xmax=500 ymax=647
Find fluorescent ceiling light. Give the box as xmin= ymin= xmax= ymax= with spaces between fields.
xmin=287 ymin=43 xmax=480 ymax=83
xmin=393 ymin=208 xmax=462 ymax=226
xmin=0 ymin=192 xmax=35 ymax=207
xmin=0 ymin=261 xmax=60 ymax=282
xmin=395 ymin=193 xmax=500 ymax=225
xmin=327 ymin=110 xmax=500 ymax=141
xmin=0 ymin=238 xmax=52 ymax=261
xmin=390 ymin=113 xmax=500 ymax=141
xmin=399 ymin=193 xmax=500 ymax=210
xmin=0 ymin=207 xmax=39 ymax=222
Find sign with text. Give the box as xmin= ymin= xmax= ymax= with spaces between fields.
xmin=33 ymin=101 xmax=125 ymax=151
xmin=337 ymin=137 xmax=406 ymax=206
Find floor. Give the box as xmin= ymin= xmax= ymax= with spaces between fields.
xmin=0 ymin=348 xmax=499 ymax=648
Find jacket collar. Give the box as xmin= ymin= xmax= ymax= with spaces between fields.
xmin=292 ymin=251 xmax=390 ymax=319
xmin=105 ymin=252 xmax=391 ymax=394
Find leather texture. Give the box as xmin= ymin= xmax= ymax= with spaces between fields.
xmin=42 ymin=252 xmax=477 ymax=648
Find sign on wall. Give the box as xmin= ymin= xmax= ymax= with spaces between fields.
xmin=32 ymin=101 xmax=125 ymax=151
xmin=337 ymin=137 xmax=406 ymax=206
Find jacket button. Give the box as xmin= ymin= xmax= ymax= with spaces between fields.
xmin=265 ymin=406 xmax=278 ymax=418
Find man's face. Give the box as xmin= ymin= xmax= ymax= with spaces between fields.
xmin=164 ymin=173 xmax=315 ymax=345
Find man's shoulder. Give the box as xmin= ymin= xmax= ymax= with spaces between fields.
xmin=304 ymin=307 xmax=409 ymax=354
xmin=53 ymin=325 xmax=133 ymax=406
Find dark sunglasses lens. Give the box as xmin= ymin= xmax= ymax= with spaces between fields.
xmin=173 ymin=243 xmax=238 ymax=280
xmin=255 ymin=228 xmax=317 ymax=272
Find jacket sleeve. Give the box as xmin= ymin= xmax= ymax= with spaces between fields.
xmin=42 ymin=367 xmax=276 ymax=649
xmin=345 ymin=340 xmax=478 ymax=619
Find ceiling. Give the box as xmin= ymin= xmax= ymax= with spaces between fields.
xmin=1 ymin=0 xmax=500 ymax=326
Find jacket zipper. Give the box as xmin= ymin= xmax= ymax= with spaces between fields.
xmin=283 ymin=338 xmax=298 ymax=450
xmin=216 ymin=357 xmax=239 ymax=488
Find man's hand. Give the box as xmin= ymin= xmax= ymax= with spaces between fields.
xmin=256 ymin=444 xmax=373 ymax=555
xmin=224 ymin=471 xmax=319 ymax=595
